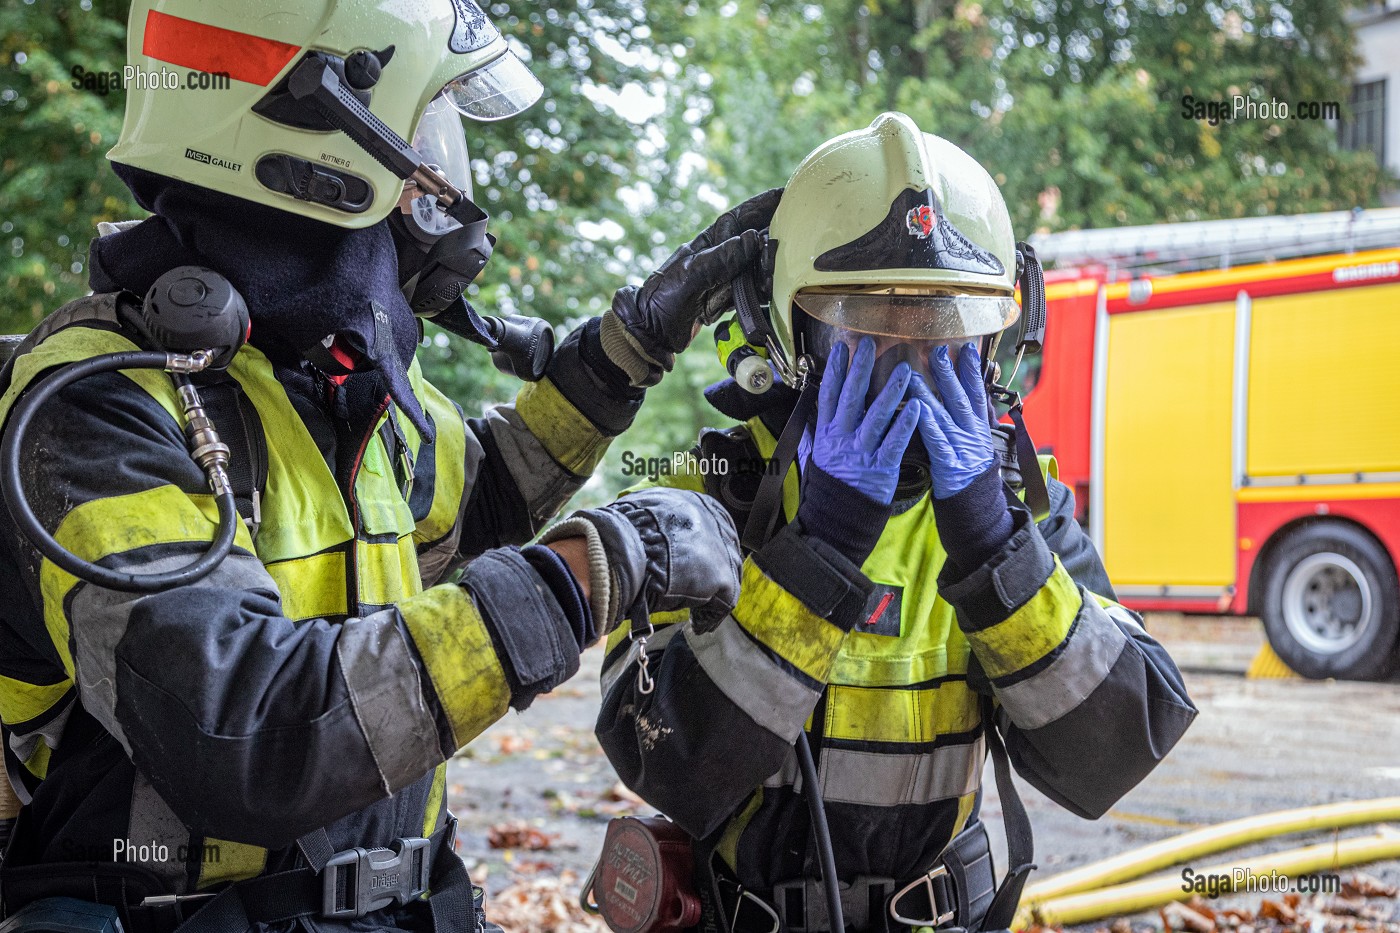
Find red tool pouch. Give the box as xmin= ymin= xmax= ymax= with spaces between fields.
xmin=584 ymin=816 xmax=703 ymax=933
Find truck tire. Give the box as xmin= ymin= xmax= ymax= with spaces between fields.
xmin=1260 ymin=522 xmax=1399 ymax=680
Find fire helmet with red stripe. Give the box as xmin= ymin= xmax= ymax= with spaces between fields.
xmin=109 ymin=0 xmax=541 ymax=228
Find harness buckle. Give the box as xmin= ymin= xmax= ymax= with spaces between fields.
xmin=321 ymin=837 xmax=433 ymax=920
xmin=888 ymin=865 xmax=956 ymax=928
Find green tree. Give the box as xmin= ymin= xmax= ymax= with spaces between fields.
xmin=0 ymin=0 xmax=134 ymax=333
xmin=646 ymin=0 xmax=1385 ymax=242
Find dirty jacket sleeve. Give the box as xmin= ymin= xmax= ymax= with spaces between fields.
xmin=2 ymin=361 xmax=618 ymax=851
xmin=594 ymin=462 xmax=874 ymax=839
xmin=938 ymin=476 xmax=1198 ymax=819
xmin=435 ymin=319 xmax=644 ymax=570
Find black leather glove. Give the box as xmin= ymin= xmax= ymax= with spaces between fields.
xmin=539 ymin=488 xmax=742 ymax=633
xmin=602 ymin=187 xmax=784 ymax=386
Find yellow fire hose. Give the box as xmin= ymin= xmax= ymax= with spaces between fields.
xmin=1017 ymin=833 xmax=1400 ymax=928
xmin=1023 ymin=797 xmax=1400 ymax=901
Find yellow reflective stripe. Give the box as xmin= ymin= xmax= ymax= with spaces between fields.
xmin=732 ymin=561 xmax=846 ymax=685
xmin=0 ymin=674 xmax=70 ymax=727
xmin=513 ymin=377 xmax=609 ymax=476
xmin=824 ymin=680 xmax=979 ymax=745
xmin=604 ymin=609 xmax=687 ymax=656
xmin=264 ymin=551 xmax=349 ymax=621
xmin=196 ymin=839 xmax=267 ymax=889
xmin=357 ymin=537 xmax=423 ymax=606
xmin=964 ymin=557 xmax=1080 ymax=680
xmin=717 ymin=789 xmax=764 ymax=873
xmin=0 ymin=327 xmax=181 ymax=427
xmin=952 ymin=790 xmax=978 ymax=839
xmin=357 ymin=434 xmax=415 ymax=537
xmin=399 ymin=585 xmax=510 ymax=748
xmin=416 ymin=384 xmax=467 ymax=545
xmin=422 ymin=762 xmax=447 ymax=838
xmin=22 ymin=741 xmax=51 ymax=779
xmin=41 ymin=486 xmax=256 ymax=677
xmin=225 ymin=345 xmax=354 ymax=563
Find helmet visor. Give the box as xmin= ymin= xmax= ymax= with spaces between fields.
xmin=794 ymin=291 xmax=1020 ymax=342
xmin=403 ymin=96 xmax=474 ymax=239
xmin=440 ymin=49 xmax=543 ymax=121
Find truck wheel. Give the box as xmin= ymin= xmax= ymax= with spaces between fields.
xmin=1260 ymin=522 xmax=1399 ymax=680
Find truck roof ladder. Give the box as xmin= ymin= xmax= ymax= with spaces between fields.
xmin=1028 ymin=206 xmax=1400 ymax=278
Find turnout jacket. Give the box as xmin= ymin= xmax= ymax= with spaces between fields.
xmin=0 ymin=291 xmax=636 ymax=913
xmin=596 ymin=402 xmax=1197 ymax=890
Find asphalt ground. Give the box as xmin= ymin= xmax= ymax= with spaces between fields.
xmin=447 ymin=615 xmax=1400 ymax=928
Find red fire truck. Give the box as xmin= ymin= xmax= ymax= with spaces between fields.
xmin=1020 ymin=208 xmax=1400 ymax=680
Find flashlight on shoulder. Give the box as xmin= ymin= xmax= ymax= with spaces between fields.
xmin=715 ymin=317 xmax=774 ymax=395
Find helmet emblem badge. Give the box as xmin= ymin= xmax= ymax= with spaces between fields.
xmin=905 ymin=205 xmax=936 ymax=239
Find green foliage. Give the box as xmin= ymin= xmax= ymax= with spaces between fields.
xmin=647 ymin=0 xmax=1385 ymax=241
xmin=0 ymin=0 xmax=134 ymax=333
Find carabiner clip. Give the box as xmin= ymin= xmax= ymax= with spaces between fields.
xmin=627 ymin=598 xmax=655 ymax=695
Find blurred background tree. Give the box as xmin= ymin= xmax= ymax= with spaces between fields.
xmin=1 ymin=0 xmax=1388 ymax=503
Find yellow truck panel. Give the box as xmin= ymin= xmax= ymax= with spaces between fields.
xmin=1247 ymin=282 xmax=1400 ymax=478
xmin=1103 ymin=303 xmax=1237 ymax=587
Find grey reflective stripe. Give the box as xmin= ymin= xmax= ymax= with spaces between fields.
xmin=68 ymin=551 xmax=280 ymax=752
xmin=600 ymin=623 xmax=683 ymax=700
xmin=686 ymin=617 xmax=821 ymax=744
xmin=335 ymin=607 xmax=444 ymax=792
xmin=416 ymin=421 xmax=485 ymax=587
xmin=128 ymin=769 xmax=193 ymax=893
xmin=816 ymin=739 xmax=985 ymax=807
xmin=8 ymin=697 xmax=73 ymax=773
xmin=482 ymin=407 xmax=586 ymax=531
xmin=995 ymin=595 xmax=1129 ymax=730
xmin=1103 ymin=600 xmax=1147 ymax=633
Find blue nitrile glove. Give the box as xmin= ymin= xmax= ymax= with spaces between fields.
xmin=797 ymin=338 xmax=921 ymax=566
xmin=909 ymin=343 xmax=997 ymax=498
xmin=910 ymin=343 xmax=1015 ymax=574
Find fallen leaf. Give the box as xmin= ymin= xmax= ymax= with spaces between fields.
xmin=496 ymin=734 xmax=533 ymax=754
xmin=603 ymin=782 xmax=646 ymax=806
xmin=1341 ymin=873 xmax=1399 ymax=899
xmin=486 ymin=870 xmax=608 ymax=933
xmin=1164 ymin=899 xmax=1215 ymax=933
xmin=1257 ymin=900 xmax=1295 ymax=924
xmin=487 ymin=821 xmax=557 ymax=851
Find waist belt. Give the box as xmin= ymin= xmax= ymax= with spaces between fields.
xmin=733 ymin=818 xmax=994 ymax=933
xmin=1 ymin=821 xmax=480 ymax=933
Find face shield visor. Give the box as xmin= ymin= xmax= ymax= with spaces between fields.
xmin=398 ymin=50 xmax=544 ymax=242
xmin=795 ymin=290 xmax=1020 ymax=405
xmin=440 ymin=48 xmax=544 ymax=121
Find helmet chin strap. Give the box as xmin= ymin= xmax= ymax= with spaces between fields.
xmin=984 ymin=242 xmax=1051 ymax=521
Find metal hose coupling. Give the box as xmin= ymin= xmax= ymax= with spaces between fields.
xmin=165 ymin=349 xmax=216 ymax=374
xmin=175 ymin=380 xmax=234 ymax=497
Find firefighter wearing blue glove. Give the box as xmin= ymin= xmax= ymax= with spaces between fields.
xmin=593 ymin=113 xmax=1197 ymax=933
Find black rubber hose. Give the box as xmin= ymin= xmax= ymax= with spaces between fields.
xmin=1 ymin=351 xmax=240 ymax=593
xmin=796 ymin=732 xmax=845 ymax=933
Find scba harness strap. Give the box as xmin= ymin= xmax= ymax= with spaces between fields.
xmin=0 ymin=823 xmax=481 ymax=933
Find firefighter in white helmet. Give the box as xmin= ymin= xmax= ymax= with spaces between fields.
xmin=0 ymin=2 xmax=763 ymax=931
xmin=592 ymin=113 xmax=1197 ymax=933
